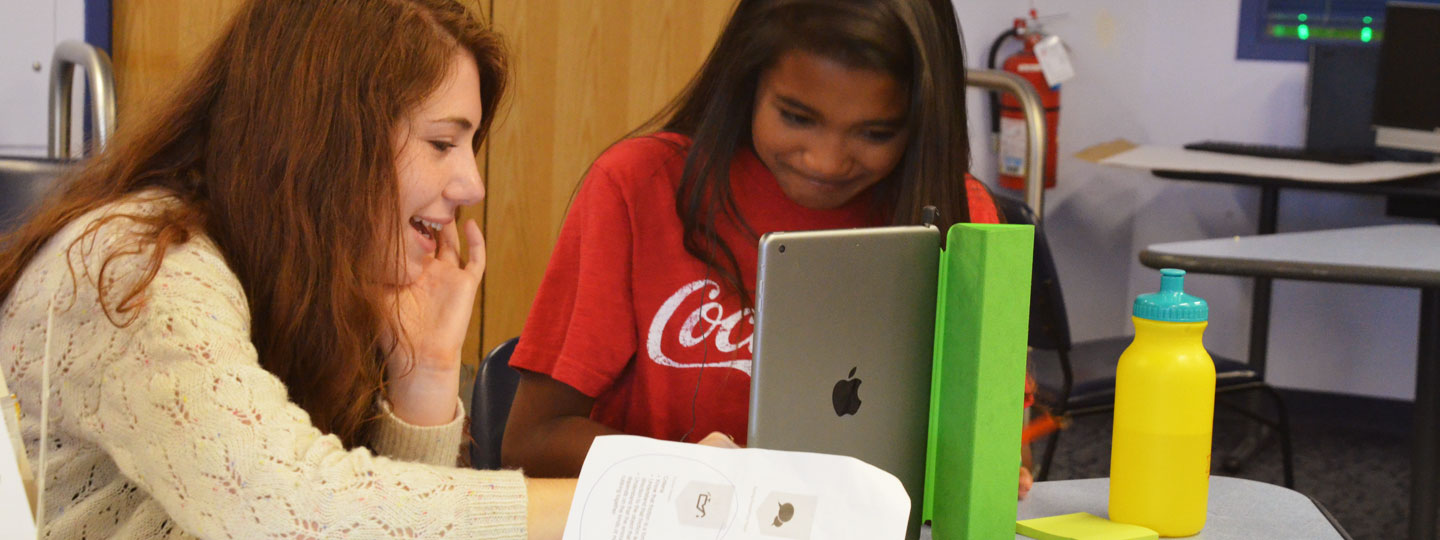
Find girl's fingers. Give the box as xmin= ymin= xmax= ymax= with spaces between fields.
xmin=438 ymin=221 xmax=462 ymax=264
xmin=697 ymin=431 xmax=741 ymax=449
xmin=1018 ymin=466 xmax=1034 ymax=500
xmin=464 ymin=219 xmax=486 ymax=281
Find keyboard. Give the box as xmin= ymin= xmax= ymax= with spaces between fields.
xmin=1183 ymin=141 xmax=1375 ymax=164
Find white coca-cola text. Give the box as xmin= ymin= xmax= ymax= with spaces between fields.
xmin=645 ymin=279 xmax=754 ymax=375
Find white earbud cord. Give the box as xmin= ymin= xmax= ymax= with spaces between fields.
xmin=679 ymin=231 xmax=714 ymax=444
xmin=34 ymin=290 xmax=56 ymax=538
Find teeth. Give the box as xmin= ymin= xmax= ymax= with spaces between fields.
xmin=412 ymin=217 xmax=444 ymax=234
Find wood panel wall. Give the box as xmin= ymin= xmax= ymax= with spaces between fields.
xmin=111 ymin=0 xmax=732 ymax=366
xmin=480 ymin=0 xmax=733 ymax=357
xmin=112 ymin=0 xmax=248 ymax=116
xmin=113 ymin=0 xmax=487 ymax=120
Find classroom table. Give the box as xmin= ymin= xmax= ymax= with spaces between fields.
xmin=1140 ymin=224 xmax=1440 ymax=540
xmin=1012 ymin=477 xmax=1351 ymax=539
xmin=1148 ymin=169 xmax=1440 ymax=481
xmin=1150 ymin=169 xmax=1440 ymax=388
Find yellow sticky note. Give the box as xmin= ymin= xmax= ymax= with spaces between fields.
xmin=1016 ymin=512 xmax=1158 ymax=540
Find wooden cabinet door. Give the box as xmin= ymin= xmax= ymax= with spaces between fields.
xmin=114 ymin=0 xmax=486 ymax=113
xmin=475 ymin=0 xmax=733 ymax=360
xmin=113 ymin=0 xmax=247 ymax=116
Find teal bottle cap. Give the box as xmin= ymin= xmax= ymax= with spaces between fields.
xmin=1133 ymin=268 xmax=1208 ymax=322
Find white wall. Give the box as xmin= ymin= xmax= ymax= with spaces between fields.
xmin=1 ymin=0 xmax=87 ymax=157
xmin=956 ymin=0 xmax=1424 ymax=400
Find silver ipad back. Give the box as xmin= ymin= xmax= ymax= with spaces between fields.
xmin=748 ymin=225 xmax=939 ymax=540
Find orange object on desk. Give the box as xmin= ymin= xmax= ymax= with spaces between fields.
xmin=1021 ymin=411 xmax=1066 ymax=445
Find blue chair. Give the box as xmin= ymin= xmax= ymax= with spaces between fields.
xmin=469 ymin=337 xmax=521 ymax=469
xmin=994 ymin=195 xmax=1295 ymax=488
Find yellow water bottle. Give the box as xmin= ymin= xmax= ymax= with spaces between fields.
xmin=1108 ymin=268 xmax=1216 ymax=537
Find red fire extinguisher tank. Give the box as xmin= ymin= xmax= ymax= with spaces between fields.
xmin=998 ymin=32 xmax=1060 ymax=191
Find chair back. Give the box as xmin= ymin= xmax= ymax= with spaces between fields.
xmin=993 ymin=195 xmax=1073 ymax=352
xmin=0 ymin=157 xmax=72 ymax=233
xmin=469 ymin=337 xmax=521 ymax=469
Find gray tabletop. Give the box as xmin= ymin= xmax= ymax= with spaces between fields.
xmin=1140 ymin=224 xmax=1440 ymax=540
xmin=1139 ymin=224 xmax=1440 ymax=288
xmin=1012 ymin=477 xmax=1347 ymax=539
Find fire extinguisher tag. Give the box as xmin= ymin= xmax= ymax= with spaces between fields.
xmin=1033 ymin=35 xmax=1075 ymax=87
xmin=998 ymin=116 xmax=1029 ymax=176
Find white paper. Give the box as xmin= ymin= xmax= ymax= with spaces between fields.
xmin=1099 ymin=144 xmax=1440 ymax=183
xmin=0 ymin=396 xmax=37 ymax=539
xmin=1033 ymin=35 xmax=1074 ymax=87
xmin=562 ymin=435 xmax=910 ymax=540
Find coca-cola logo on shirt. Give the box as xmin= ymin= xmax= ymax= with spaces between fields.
xmin=645 ymin=279 xmax=754 ymax=375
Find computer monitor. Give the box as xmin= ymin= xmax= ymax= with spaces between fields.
xmin=1306 ymin=44 xmax=1381 ymax=155
xmin=1372 ymin=2 xmax=1440 ymax=155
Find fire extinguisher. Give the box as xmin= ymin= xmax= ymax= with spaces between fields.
xmin=988 ymin=16 xmax=1060 ymax=191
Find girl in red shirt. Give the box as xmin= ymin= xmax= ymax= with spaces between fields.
xmin=504 ymin=0 xmax=1026 ymax=494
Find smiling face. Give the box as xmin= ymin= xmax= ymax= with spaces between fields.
xmin=750 ymin=49 xmax=910 ymax=210
xmin=393 ymin=51 xmax=486 ymax=284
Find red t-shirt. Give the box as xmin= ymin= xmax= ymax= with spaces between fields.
xmin=510 ymin=133 xmax=999 ymax=445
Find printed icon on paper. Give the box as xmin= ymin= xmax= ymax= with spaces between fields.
xmin=831 ymin=367 xmax=863 ymax=416
xmin=696 ymin=491 xmax=711 ymax=518
xmin=755 ymin=491 xmax=817 ymax=539
xmin=770 ymin=502 xmax=794 ymax=527
xmin=676 ymin=481 xmax=734 ymax=530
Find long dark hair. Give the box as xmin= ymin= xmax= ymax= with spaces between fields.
xmin=0 ymin=0 xmax=507 ymax=448
xmin=649 ymin=0 xmax=970 ymax=307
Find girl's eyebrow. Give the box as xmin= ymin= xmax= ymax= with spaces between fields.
xmin=776 ymin=95 xmax=821 ymax=117
xmin=775 ymin=94 xmax=905 ymax=128
xmin=429 ymin=116 xmax=474 ymax=130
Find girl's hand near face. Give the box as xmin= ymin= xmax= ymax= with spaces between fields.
xmin=384 ymin=219 xmax=486 ymax=426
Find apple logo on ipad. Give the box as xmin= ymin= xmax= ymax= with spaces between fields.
xmin=831 ymin=367 xmax=863 ymax=416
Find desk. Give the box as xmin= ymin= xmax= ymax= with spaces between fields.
xmin=1152 ymin=169 xmax=1440 ymax=383
xmin=1151 ymin=169 xmax=1440 ymax=538
xmin=1012 ymin=477 xmax=1351 ymax=539
xmin=1140 ymin=224 xmax=1440 ymax=540
xmin=1152 ymin=169 xmax=1440 ymax=202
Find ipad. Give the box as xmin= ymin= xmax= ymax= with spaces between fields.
xmin=748 ymin=225 xmax=939 ymax=540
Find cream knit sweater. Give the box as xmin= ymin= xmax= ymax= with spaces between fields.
xmin=0 ymin=193 xmax=528 ymax=539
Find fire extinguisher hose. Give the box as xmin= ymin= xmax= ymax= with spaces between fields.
xmin=986 ymin=28 xmax=1022 ymax=136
